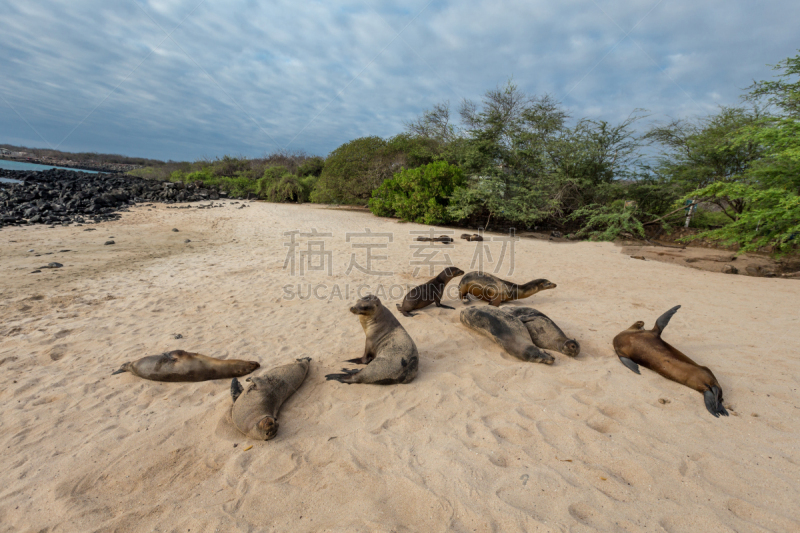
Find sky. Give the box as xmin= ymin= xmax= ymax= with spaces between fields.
xmin=1 ymin=0 xmax=798 ymax=161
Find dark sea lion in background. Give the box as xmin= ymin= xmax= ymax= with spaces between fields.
xmin=459 ymin=271 xmax=556 ymax=306
xmin=326 ymin=295 xmax=419 ymax=384
xmin=460 ymin=307 xmax=554 ymax=364
xmin=612 ymin=305 xmax=728 ymax=417
xmin=415 ymin=235 xmax=454 ymax=243
xmin=396 ymin=266 xmax=465 ymax=317
xmin=230 ymin=358 xmax=311 ymax=440
xmin=507 ymin=307 xmax=580 ymax=357
xmin=461 ymin=234 xmax=484 ymax=241
xmin=112 ymin=350 xmax=260 ymax=382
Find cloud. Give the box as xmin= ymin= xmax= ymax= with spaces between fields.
xmin=0 ymin=0 xmax=798 ymax=160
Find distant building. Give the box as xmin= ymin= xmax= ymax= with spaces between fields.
xmin=0 ymin=148 xmax=11 ymax=156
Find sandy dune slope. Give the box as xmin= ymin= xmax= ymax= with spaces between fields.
xmin=0 ymin=201 xmax=798 ymax=533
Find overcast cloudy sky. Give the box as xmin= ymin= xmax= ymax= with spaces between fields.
xmin=1 ymin=0 xmax=798 ymax=161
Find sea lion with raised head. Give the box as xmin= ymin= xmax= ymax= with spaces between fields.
xmin=460 ymin=307 xmax=554 ymax=364
xmin=230 ymin=358 xmax=311 ymax=440
xmin=326 ymin=295 xmax=419 ymax=384
xmin=112 ymin=350 xmax=259 ymax=382
xmin=459 ymin=271 xmax=556 ymax=306
xmin=507 ymin=307 xmax=580 ymax=356
xmin=612 ymin=305 xmax=728 ymax=417
xmin=396 ymin=266 xmax=465 ymax=317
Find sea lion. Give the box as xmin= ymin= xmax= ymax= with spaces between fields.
xmin=326 ymin=295 xmax=419 ymax=384
xmin=460 ymin=234 xmax=483 ymax=241
xmin=415 ymin=235 xmax=454 ymax=243
xmin=460 ymin=307 xmax=554 ymax=364
xmin=396 ymin=266 xmax=465 ymax=317
xmin=506 ymin=307 xmax=580 ymax=356
xmin=230 ymin=358 xmax=311 ymax=440
xmin=111 ymin=350 xmax=260 ymax=382
xmin=458 ymin=271 xmax=556 ymax=306
xmin=612 ymin=305 xmax=728 ymax=417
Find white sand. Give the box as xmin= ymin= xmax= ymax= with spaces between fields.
xmin=0 ymin=201 xmax=798 ymax=533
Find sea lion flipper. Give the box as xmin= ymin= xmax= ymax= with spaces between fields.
xmin=703 ymin=386 xmax=728 ymax=418
xmin=436 ymin=303 xmax=455 ymax=310
xmin=111 ymin=363 xmax=129 ymax=375
xmin=654 ymin=305 xmax=681 ymax=335
xmin=231 ymin=378 xmax=244 ymax=403
xmin=325 ymin=372 xmax=356 ymax=383
xmin=619 ymin=357 xmax=641 ymax=374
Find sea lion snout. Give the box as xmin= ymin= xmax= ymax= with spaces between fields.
xmin=257 ymin=416 xmax=279 ymax=440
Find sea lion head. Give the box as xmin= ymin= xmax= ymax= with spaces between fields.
xmin=562 ymin=339 xmax=580 ymax=357
xmin=441 ymin=266 xmax=465 ymax=279
xmin=350 ymin=294 xmax=381 ymax=316
xmin=255 ymin=416 xmax=279 ymax=441
xmin=536 ymin=279 xmax=557 ymax=291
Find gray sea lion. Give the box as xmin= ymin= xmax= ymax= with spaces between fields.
xmin=506 ymin=307 xmax=580 ymax=356
xmin=460 ymin=307 xmax=554 ymax=364
xmin=612 ymin=305 xmax=728 ymax=417
xmin=230 ymin=358 xmax=310 ymax=440
xmin=459 ymin=271 xmax=556 ymax=306
xmin=460 ymin=234 xmax=483 ymax=241
xmin=396 ymin=266 xmax=465 ymax=317
xmin=111 ymin=350 xmax=260 ymax=382
xmin=326 ymin=295 xmax=419 ymax=384
xmin=415 ymin=235 xmax=454 ymax=243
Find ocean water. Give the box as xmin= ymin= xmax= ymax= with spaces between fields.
xmin=0 ymin=159 xmax=100 ymax=183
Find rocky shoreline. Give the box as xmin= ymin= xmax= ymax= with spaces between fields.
xmin=0 ymin=168 xmax=226 ymax=229
xmin=0 ymin=156 xmax=137 ymax=173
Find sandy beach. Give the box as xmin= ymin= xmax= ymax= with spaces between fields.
xmin=0 ymin=201 xmax=798 ymax=533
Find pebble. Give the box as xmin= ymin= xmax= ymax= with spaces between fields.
xmin=172 ymin=228 xmax=179 ymax=232
xmin=104 ymin=240 xmax=115 ymax=245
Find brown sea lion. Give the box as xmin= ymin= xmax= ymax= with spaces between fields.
xmin=507 ymin=307 xmax=580 ymax=356
xmin=326 ymin=295 xmax=419 ymax=384
xmin=612 ymin=305 xmax=728 ymax=418
xmin=460 ymin=234 xmax=483 ymax=241
xmin=111 ymin=350 xmax=259 ymax=382
xmin=396 ymin=266 xmax=465 ymax=317
xmin=230 ymin=358 xmax=311 ymax=440
xmin=460 ymin=307 xmax=554 ymax=364
xmin=459 ymin=271 xmax=556 ymax=306
xmin=415 ymin=235 xmax=454 ymax=243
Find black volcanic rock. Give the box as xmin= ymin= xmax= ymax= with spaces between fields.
xmin=0 ymin=168 xmax=232 ymax=229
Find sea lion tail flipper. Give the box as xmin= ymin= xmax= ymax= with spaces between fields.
xmin=231 ymin=378 xmax=244 ymax=403
xmin=344 ymin=357 xmax=367 ymax=364
xmin=111 ymin=363 xmax=130 ymax=375
xmin=703 ymin=386 xmax=729 ymax=418
xmin=436 ymin=303 xmax=455 ymax=310
xmin=654 ymin=305 xmax=681 ymax=335
xmin=619 ymin=357 xmax=641 ymax=374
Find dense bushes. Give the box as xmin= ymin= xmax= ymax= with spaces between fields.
xmin=113 ymin=51 xmax=800 ymax=256
xmin=369 ymin=162 xmax=464 ymax=224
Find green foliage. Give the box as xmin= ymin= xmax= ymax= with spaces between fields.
xmin=297 ymin=157 xmax=324 ymax=178
xmin=570 ymin=200 xmax=651 ymax=241
xmin=680 ymin=183 xmax=800 ymax=255
xmin=745 ymin=51 xmax=800 ymax=117
xmin=312 ymin=137 xmax=388 ymax=204
xmin=688 ymin=208 xmax=733 ymax=229
xmin=369 ymin=162 xmax=465 ymax=224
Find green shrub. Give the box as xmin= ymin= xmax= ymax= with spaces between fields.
xmin=369 ymin=161 xmax=465 ymax=224
xmin=570 ymin=200 xmax=652 ymax=241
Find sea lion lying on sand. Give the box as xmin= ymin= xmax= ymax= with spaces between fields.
xmin=112 ymin=350 xmax=259 ymax=382
xmin=507 ymin=307 xmax=580 ymax=356
xmin=612 ymin=305 xmax=728 ymax=418
xmin=326 ymin=295 xmax=419 ymax=384
xmin=415 ymin=235 xmax=454 ymax=243
xmin=459 ymin=271 xmax=556 ymax=306
xmin=460 ymin=307 xmax=554 ymax=364
xmin=230 ymin=358 xmax=311 ymax=440
xmin=460 ymin=234 xmax=483 ymax=241
xmin=396 ymin=266 xmax=465 ymax=317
